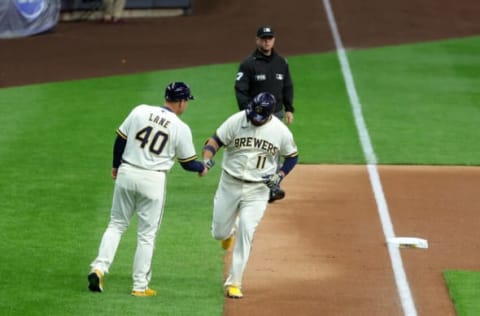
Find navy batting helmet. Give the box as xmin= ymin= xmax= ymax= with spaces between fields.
xmin=246 ymin=92 xmax=276 ymax=126
xmin=165 ymin=82 xmax=194 ymax=101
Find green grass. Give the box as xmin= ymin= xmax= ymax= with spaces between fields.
xmin=443 ymin=270 xmax=480 ymax=316
xmin=1 ymin=35 xmax=479 ymax=315
xmin=289 ymin=53 xmax=365 ymax=163
xmin=0 ymin=75 xmax=227 ymax=316
xmin=348 ymin=36 xmax=480 ymax=164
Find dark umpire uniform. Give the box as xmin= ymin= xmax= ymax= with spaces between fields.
xmin=234 ymin=26 xmax=295 ymax=202
xmin=234 ymin=38 xmax=294 ymax=119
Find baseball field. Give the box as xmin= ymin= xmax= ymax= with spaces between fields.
xmin=1 ymin=1 xmax=480 ymax=315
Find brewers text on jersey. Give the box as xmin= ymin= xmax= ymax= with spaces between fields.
xmin=233 ymin=136 xmax=279 ymax=156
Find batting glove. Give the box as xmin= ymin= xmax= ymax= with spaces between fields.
xmin=262 ymin=173 xmax=284 ymax=189
xmin=203 ymin=159 xmax=215 ymax=169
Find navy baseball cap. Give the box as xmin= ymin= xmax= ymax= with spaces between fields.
xmin=256 ymin=26 xmax=275 ymax=38
xmin=165 ymin=82 xmax=194 ymax=101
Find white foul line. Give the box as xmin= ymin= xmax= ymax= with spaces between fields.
xmin=322 ymin=0 xmax=417 ymax=315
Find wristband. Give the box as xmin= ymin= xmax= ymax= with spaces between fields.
xmin=203 ymin=144 xmax=216 ymax=155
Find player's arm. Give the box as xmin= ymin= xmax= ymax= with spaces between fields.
xmin=202 ymin=134 xmax=224 ymax=165
xmin=263 ymin=152 xmax=298 ymax=189
xmin=112 ymin=131 xmax=127 ymax=179
xmin=279 ymin=130 xmax=299 ymax=177
xmin=176 ymin=124 xmax=210 ymax=176
xmin=179 ymin=156 xmax=207 ymax=174
xmin=280 ymin=153 xmax=298 ymax=177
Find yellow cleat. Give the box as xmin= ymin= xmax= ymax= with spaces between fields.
xmin=88 ymin=269 xmax=104 ymax=292
xmin=226 ymin=285 xmax=243 ymax=299
xmin=221 ymin=235 xmax=235 ymax=250
xmin=131 ymin=288 xmax=157 ymax=297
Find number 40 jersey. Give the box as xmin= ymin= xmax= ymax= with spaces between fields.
xmin=117 ymin=104 xmax=198 ymax=172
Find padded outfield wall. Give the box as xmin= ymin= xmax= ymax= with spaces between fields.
xmin=60 ymin=0 xmax=192 ymax=11
xmin=0 ymin=0 xmax=61 ymax=39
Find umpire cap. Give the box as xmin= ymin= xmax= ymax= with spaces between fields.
xmin=256 ymin=26 xmax=275 ymax=38
xmin=165 ymin=82 xmax=195 ymax=101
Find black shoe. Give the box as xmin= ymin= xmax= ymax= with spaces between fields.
xmin=269 ymin=187 xmax=285 ymax=203
xmin=88 ymin=270 xmax=103 ymax=292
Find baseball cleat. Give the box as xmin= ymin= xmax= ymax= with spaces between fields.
xmin=88 ymin=269 xmax=104 ymax=292
xmin=226 ymin=285 xmax=243 ymax=299
xmin=131 ymin=287 xmax=157 ymax=297
xmin=268 ymin=187 xmax=285 ymax=203
xmin=221 ymin=235 xmax=235 ymax=250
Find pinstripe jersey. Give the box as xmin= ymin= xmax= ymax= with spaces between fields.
xmin=117 ymin=104 xmax=198 ymax=171
xmin=216 ymin=111 xmax=298 ymax=182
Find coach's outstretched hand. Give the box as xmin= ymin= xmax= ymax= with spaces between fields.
xmin=199 ymin=167 xmax=209 ymax=177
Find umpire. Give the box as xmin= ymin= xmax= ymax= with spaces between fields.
xmin=234 ymin=25 xmax=295 ymax=202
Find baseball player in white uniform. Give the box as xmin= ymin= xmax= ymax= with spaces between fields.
xmin=88 ymin=82 xmax=210 ymax=297
xmin=202 ymin=92 xmax=298 ymax=298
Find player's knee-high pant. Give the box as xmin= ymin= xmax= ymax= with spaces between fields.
xmin=132 ymin=185 xmax=165 ymax=291
xmin=90 ymin=165 xmax=166 ymax=291
xmin=225 ymin=201 xmax=267 ymax=287
xmin=90 ymin=179 xmax=134 ymax=274
xmin=211 ymin=172 xmax=269 ymax=287
xmin=211 ymin=173 xmax=242 ymax=240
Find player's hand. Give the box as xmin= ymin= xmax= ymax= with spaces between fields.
xmin=198 ymin=167 xmax=208 ymax=177
xmin=262 ymin=173 xmax=284 ymax=188
xmin=112 ymin=168 xmax=118 ymax=180
xmin=203 ymin=159 xmax=215 ymax=169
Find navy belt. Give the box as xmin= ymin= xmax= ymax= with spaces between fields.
xmin=122 ymin=160 xmax=166 ymax=173
xmin=223 ymin=170 xmax=261 ymax=184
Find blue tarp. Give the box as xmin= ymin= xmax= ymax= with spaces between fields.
xmin=0 ymin=0 xmax=60 ymax=39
